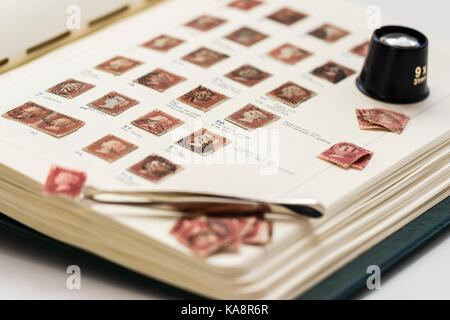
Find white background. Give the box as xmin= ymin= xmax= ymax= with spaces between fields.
xmin=0 ymin=0 xmax=448 ymax=299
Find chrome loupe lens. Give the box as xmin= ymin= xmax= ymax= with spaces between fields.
xmin=380 ymin=32 xmax=421 ymax=48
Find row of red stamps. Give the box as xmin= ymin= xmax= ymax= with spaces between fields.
xmin=171 ymin=215 xmax=273 ymax=257
xmin=2 ymin=102 xmax=84 ymax=137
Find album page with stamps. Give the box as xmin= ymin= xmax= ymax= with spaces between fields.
xmin=0 ymin=0 xmax=449 ymax=299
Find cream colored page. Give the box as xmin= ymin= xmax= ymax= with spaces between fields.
xmin=0 ymin=0 xmax=449 ymax=266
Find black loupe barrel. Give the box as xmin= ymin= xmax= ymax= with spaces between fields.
xmin=356 ymin=25 xmax=429 ymax=104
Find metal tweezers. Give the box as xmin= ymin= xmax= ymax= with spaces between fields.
xmin=83 ymin=186 xmax=324 ymax=218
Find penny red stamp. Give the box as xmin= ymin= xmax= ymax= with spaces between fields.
xmin=32 ymin=113 xmax=85 ymax=138
xmin=128 ymin=153 xmax=183 ymax=183
xmin=47 ymin=79 xmax=94 ymax=99
xmin=308 ymin=23 xmax=350 ymax=42
xmin=87 ymin=91 xmax=139 ymax=116
xmin=134 ymin=68 xmax=186 ymax=92
xmin=317 ymin=142 xmax=373 ymax=169
xmin=132 ymin=109 xmax=184 ymax=136
xmin=225 ymin=64 xmax=271 ymax=87
xmin=267 ymin=7 xmax=307 ymax=26
xmin=350 ymin=40 xmax=370 ymax=57
xmin=95 ymin=56 xmax=142 ymax=75
xmin=225 ymin=104 xmax=280 ymax=131
xmin=311 ymin=61 xmax=356 ymax=84
xmin=184 ymin=15 xmax=226 ymax=31
xmin=177 ymin=85 xmax=228 ymax=112
xmin=228 ymin=0 xmax=263 ymax=11
xmin=268 ymin=43 xmax=312 ymax=65
xmin=351 ymin=151 xmax=374 ymax=170
xmin=225 ymin=27 xmax=268 ymax=47
xmin=267 ymin=81 xmax=316 ymax=107
xmin=141 ymin=35 xmax=184 ymax=52
xmin=355 ymin=109 xmax=384 ymax=130
xmin=360 ymin=108 xmax=409 ymax=134
xmin=182 ymin=47 xmax=229 ymax=68
xmin=2 ymin=102 xmax=53 ymax=125
xmin=176 ymin=128 xmax=230 ymax=157
xmin=43 ymin=166 xmax=87 ymax=198
xmin=83 ymin=134 xmax=137 ymax=163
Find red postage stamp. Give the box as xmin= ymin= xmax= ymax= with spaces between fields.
xmin=177 ymin=85 xmax=229 ymax=112
xmin=355 ymin=109 xmax=384 ymax=130
xmin=351 ymin=151 xmax=374 ymax=170
xmin=311 ymin=61 xmax=356 ymax=84
xmin=128 ymin=153 xmax=183 ymax=183
xmin=357 ymin=108 xmax=409 ymax=134
xmin=87 ymin=91 xmax=139 ymax=116
xmin=141 ymin=35 xmax=184 ymax=52
xmin=47 ymin=79 xmax=94 ymax=99
xmin=267 ymin=81 xmax=316 ymax=107
xmin=225 ymin=64 xmax=271 ymax=87
xmin=268 ymin=43 xmax=312 ymax=65
xmin=225 ymin=104 xmax=280 ymax=131
xmin=184 ymin=15 xmax=226 ymax=31
xmin=32 ymin=113 xmax=85 ymax=138
xmin=2 ymin=102 xmax=53 ymax=125
xmin=228 ymin=0 xmax=263 ymax=11
xmin=267 ymin=7 xmax=307 ymax=26
xmin=176 ymin=128 xmax=230 ymax=157
xmin=308 ymin=23 xmax=350 ymax=42
xmin=43 ymin=166 xmax=87 ymax=198
xmin=134 ymin=68 xmax=186 ymax=92
xmin=83 ymin=134 xmax=137 ymax=163
xmin=243 ymin=219 xmax=273 ymax=245
xmin=182 ymin=47 xmax=229 ymax=68
xmin=225 ymin=27 xmax=268 ymax=46
xmin=350 ymin=40 xmax=370 ymax=57
xmin=171 ymin=217 xmax=241 ymax=257
xmin=317 ymin=142 xmax=373 ymax=169
xmin=95 ymin=56 xmax=142 ymax=75
xmin=132 ymin=109 xmax=184 ymax=136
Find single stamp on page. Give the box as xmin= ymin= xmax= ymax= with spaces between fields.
xmin=308 ymin=23 xmax=350 ymax=42
xmin=134 ymin=68 xmax=186 ymax=92
xmin=95 ymin=56 xmax=142 ymax=75
xmin=185 ymin=15 xmax=226 ymax=31
xmin=177 ymin=85 xmax=229 ymax=112
xmin=350 ymin=40 xmax=370 ymax=57
xmin=2 ymin=102 xmax=53 ymax=125
xmin=132 ymin=109 xmax=184 ymax=136
xmin=83 ymin=134 xmax=138 ymax=162
xmin=32 ymin=113 xmax=85 ymax=138
xmin=225 ymin=104 xmax=280 ymax=131
xmin=268 ymin=43 xmax=312 ymax=65
xmin=317 ymin=142 xmax=373 ymax=169
xmin=128 ymin=153 xmax=183 ymax=183
xmin=47 ymin=79 xmax=94 ymax=99
xmin=228 ymin=0 xmax=263 ymax=11
xmin=176 ymin=128 xmax=230 ymax=156
xmin=267 ymin=81 xmax=316 ymax=107
xmin=225 ymin=27 xmax=268 ymax=46
xmin=87 ymin=91 xmax=139 ymax=116
xmin=43 ymin=166 xmax=87 ymax=198
xmin=311 ymin=61 xmax=356 ymax=84
xmin=182 ymin=47 xmax=229 ymax=68
xmin=225 ymin=64 xmax=271 ymax=87
xmin=267 ymin=7 xmax=307 ymax=26
xmin=141 ymin=35 xmax=184 ymax=52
